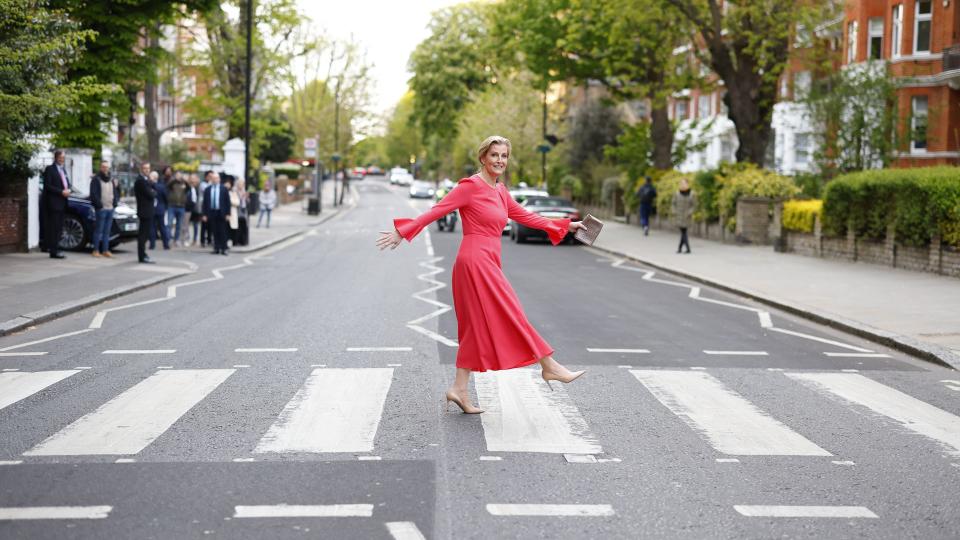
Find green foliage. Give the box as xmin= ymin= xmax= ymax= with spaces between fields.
xmin=794 ymin=172 xmax=826 ymax=198
xmin=568 ymin=99 xmax=622 ymax=174
xmin=258 ymin=106 xmax=296 ymax=164
xmin=822 ymin=167 xmax=960 ymax=247
xmin=782 ymin=199 xmax=822 ymax=233
xmin=382 ymin=92 xmax=424 ymax=169
xmin=653 ymin=170 xmax=692 ymax=219
xmin=604 ymin=122 xmax=653 ymax=182
xmin=715 ymin=164 xmax=799 ymax=230
xmin=0 ymin=0 xmax=108 ymax=186
xmin=559 ymin=174 xmax=583 ymax=198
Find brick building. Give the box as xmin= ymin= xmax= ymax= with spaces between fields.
xmin=844 ymin=0 xmax=960 ymax=166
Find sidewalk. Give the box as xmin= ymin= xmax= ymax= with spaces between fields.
xmin=592 ymin=220 xmax=960 ymax=370
xmin=0 ymin=180 xmax=345 ymax=337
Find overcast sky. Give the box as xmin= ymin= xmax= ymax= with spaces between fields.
xmin=298 ymin=0 xmax=462 ymax=124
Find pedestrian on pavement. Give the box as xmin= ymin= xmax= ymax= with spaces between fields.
xmin=257 ymin=181 xmax=277 ymax=228
xmin=133 ymin=163 xmax=156 ymax=264
xmin=203 ymin=172 xmax=230 ymax=255
xmin=187 ymin=173 xmax=201 ymax=247
xmin=200 ymin=171 xmax=212 ymax=247
xmin=166 ymin=169 xmax=189 ymax=247
xmin=223 ymin=178 xmax=240 ymax=246
xmin=234 ymin=178 xmax=250 ymax=246
xmin=41 ymin=150 xmax=72 ymax=259
xmin=149 ymin=171 xmax=171 ymax=250
xmin=671 ymin=178 xmax=696 ymax=254
xmin=636 ymin=175 xmax=657 ymax=236
xmin=89 ymin=160 xmax=120 ymax=258
xmin=378 ymin=135 xmax=588 ymax=414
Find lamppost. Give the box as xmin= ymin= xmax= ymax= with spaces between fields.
xmin=332 ymin=153 xmax=341 ymax=207
xmin=243 ymin=0 xmax=253 ymax=189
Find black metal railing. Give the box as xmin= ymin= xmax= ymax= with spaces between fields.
xmin=943 ymin=44 xmax=960 ymax=71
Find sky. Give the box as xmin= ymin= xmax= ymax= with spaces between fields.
xmin=298 ymin=0 xmax=462 ymax=124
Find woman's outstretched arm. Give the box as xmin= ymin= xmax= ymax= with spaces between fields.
xmin=377 ymin=179 xmax=475 ymax=250
xmin=505 ymin=196 xmax=584 ymax=246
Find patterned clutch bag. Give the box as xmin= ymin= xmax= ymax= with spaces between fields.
xmin=573 ymin=214 xmax=604 ymax=245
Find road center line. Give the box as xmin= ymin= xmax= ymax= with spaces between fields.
xmin=235 ymin=348 xmax=298 ymax=353
xmin=586 ymin=348 xmax=650 ymax=354
xmin=0 ymin=352 xmax=47 ymax=357
xmin=233 ymin=504 xmax=373 ymax=518
xmin=102 ymin=349 xmax=176 ymax=355
xmin=823 ymin=352 xmax=891 ymax=358
xmin=486 ymin=504 xmax=615 ymax=517
xmin=0 ymin=506 xmax=113 ymax=520
xmin=346 ymin=347 xmax=412 ymax=352
xmin=733 ymin=505 xmax=877 ymax=518
xmin=703 ymin=350 xmax=768 ymax=356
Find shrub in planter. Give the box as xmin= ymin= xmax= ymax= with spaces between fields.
xmin=716 ymin=165 xmax=799 ymax=230
xmin=783 ymin=200 xmax=823 ymax=233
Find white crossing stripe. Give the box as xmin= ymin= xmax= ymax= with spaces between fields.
xmin=102 ymin=349 xmax=176 ymax=355
xmin=233 ymin=504 xmax=373 ymax=518
xmin=0 ymin=506 xmax=113 ymax=520
xmin=631 ymin=370 xmax=830 ymax=456
xmin=486 ymin=504 xmax=615 ymax=516
xmin=733 ymin=505 xmax=877 ymax=518
xmin=25 ymin=369 xmax=233 ymax=456
xmin=0 ymin=370 xmax=79 ymax=411
xmin=586 ymin=348 xmax=650 ymax=354
xmin=475 ymin=370 xmax=602 ymax=455
xmin=0 ymin=352 xmax=47 ymax=357
xmin=386 ymin=521 xmax=427 ymax=540
xmin=823 ymin=352 xmax=890 ymax=358
xmin=787 ymin=372 xmax=960 ymax=456
xmin=703 ymin=350 xmax=768 ymax=356
xmin=255 ymin=368 xmax=393 ymax=453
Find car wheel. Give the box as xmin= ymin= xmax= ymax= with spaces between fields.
xmin=61 ymin=215 xmax=88 ymax=251
xmin=514 ymin=228 xmax=526 ymax=244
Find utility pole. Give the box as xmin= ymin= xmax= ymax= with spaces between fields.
xmin=243 ymin=0 xmax=253 ymax=188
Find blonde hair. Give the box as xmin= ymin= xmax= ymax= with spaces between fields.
xmin=477 ymin=135 xmax=511 ymax=165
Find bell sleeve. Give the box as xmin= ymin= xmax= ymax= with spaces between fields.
xmin=393 ymin=179 xmax=475 ymax=242
xmin=505 ymin=196 xmax=570 ymax=246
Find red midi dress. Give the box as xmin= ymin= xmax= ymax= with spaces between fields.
xmin=394 ymin=175 xmax=571 ymax=372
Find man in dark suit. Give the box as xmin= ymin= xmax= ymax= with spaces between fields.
xmin=202 ymin=172 xmax=230 ymax=255
xmin=41 ymin=150 xmax=72 ymax=258
xmin=133 ymin=162 xmax=156 ymax=264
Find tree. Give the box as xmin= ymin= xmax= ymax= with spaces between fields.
xmin=662 ymin=0 xmax=809 ymax=164
xmin=257 ymin=105 xmax=296 ymax=164
xmin=382 ymin=92 xmax=424 ymax=169
xmin=0 ymin=0 xmax=108 ymax=188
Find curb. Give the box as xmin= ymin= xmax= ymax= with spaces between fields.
xmin=0 ymin=206 xmax=346 ymax=338
xmin=590 ymin=243 xmax=960 ymax=371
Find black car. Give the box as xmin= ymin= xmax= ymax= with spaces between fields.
xmin=39 ymin=194 xmax=139 ymax=252
xmin=509 ymin=196 xmax=581 ymax=244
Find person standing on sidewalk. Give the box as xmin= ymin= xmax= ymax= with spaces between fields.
xmin=41 ymin=150 xmax=72 ymax=259
xmin=257 ymin=181 xmax=276 ymax=228
xmin=636 ymin=176 xmax=657 ymax=236
xmin=166 ymin=170 xmax=189 ymax=247
xmin=199 ymin=171 xmax=212 ymax=247
xmin=186 ymin=173 xmax=201 ymax=247
xmin=671 ymin=178 xmax=696 ymax=254
xmin=149 ymin=171 xmax=170 ymax=250
xmin=89 ymin=160 xmax=119 ymax=258
xmin=134 ymin=163 xmax=156 ymax=264
xmin=203 ymin=172 xmax=230 ymax=255
xmin=233 ymin=178 xmax=250 ymax=246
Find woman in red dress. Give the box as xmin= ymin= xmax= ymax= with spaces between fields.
xmin=377 ymin=135 xmax=587 ymax=414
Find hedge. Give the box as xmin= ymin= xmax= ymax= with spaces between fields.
xmin=783 ymin=199 xmax=823 ymax=233
xmin=821 ymin=166 xmax=960 ymax=247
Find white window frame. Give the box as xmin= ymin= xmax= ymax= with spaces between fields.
xmin=914 ymin=0 xmax=932 ymax=55
xmin=676 ymin=100 xmax=688 ymax=120
xmin=891 ymin=5 xmax=903 ymax=58
xmin=698 ymin=93 xmax=711 ymax=119
xmin=911 ymin=95 xmax=929 ymax=152
xmin=794 ymin=133 xmax=811 ymax=166
xmin=793 ymin=71 xmax=811 ymax=100
xmin=868 ymin=17 xmax=884 ymax=60
xmin=847 ymin=21 xmax=859 ymax=63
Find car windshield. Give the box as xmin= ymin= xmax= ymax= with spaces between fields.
xmin=413 ymin=181 xmax=431 ymax=189
xmin=525 ymin=197 xmax=573 ymax=207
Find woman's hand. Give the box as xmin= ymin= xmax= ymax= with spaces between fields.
xmin=376 ymin=229 xmax=403 ymax=250
xmin=568 ymin=221 xmax=586 ymax=234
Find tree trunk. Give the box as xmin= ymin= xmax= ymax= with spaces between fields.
xmin=721 ymin=60 xmax=777 ymax=166
xmin=650 ymin=102 xmax=674 ymax=169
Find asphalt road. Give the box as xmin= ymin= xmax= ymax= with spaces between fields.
xmin=1 ymin=175 xmax=958 ymax=539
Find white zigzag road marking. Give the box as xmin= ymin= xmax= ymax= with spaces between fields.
xmin=609 ymin=259 xmax=873 ymax=353
xmin=406 ymin=230 xmax=457 ymax=347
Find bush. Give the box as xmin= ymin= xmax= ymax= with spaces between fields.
xmin=783 ymin=200 xmax=823 ymax=233
xmin=654 ymin=170 xmax=693 ymax=220
xmin=559 ymin=174 xmax=584 ymax=199
xmin=716 ymin=164 xmax=800 ymax=230
xmin=822 ymin=166 xmax=960 ymax=247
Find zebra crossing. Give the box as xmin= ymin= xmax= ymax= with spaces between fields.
xmin=2 ymin=366 xmax=959 ymax=461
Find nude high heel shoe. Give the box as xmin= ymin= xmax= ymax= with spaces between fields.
xmin=541 ymin=369 xmax=586 ymax=391
xmin=445 ymin=390 xmax=484 ymax=414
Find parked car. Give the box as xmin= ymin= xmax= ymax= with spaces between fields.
xmin=389 ymin=167 xmax=413 ymax=186
xmin=503 ymin=187 xmax=550 ymax=234
xmin=39 ymin=194 xmax=138 ymax=252
xmin=509 ymin=196 xmax=580 ymax=244
xmin=348 ymin=166 xmax=366 ymax=179
xmin=366 ymin=165 xmax=384 ymax=176
xmin=409 ymin=180 xmax=435 ymax=199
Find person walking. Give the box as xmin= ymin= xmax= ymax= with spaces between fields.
xmin=89 ymin=160 xmax=120 ymax=258
xmin=148 ymin=171 xmax=171 ymax=250
xmin=166 ymin=169 xmax=189 ymax=247
xmin=133 ymin=163 xmax=156 ymax=264
xmin=377 ymin=135 xmax=588 ymax=414
xmin=203 ymin=172 xmax=230 ymax=255
xmin=256 ymin=181 xmax=276 ymax=228
xmin=671 ymin=178 xmax=696 ymax=254
xmin=234 ymin=178 xmax=250 ymax=246
xmin=636 ymin=175 xmax=657 ymax=236
xmin=41 ymin=150 xmax=72 ymax=259
xmin=187 ymin=173 xmax=201 ymax=247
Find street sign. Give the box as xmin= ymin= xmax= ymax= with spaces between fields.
xmin=304 ymin=138 xmax=317 ymax=150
